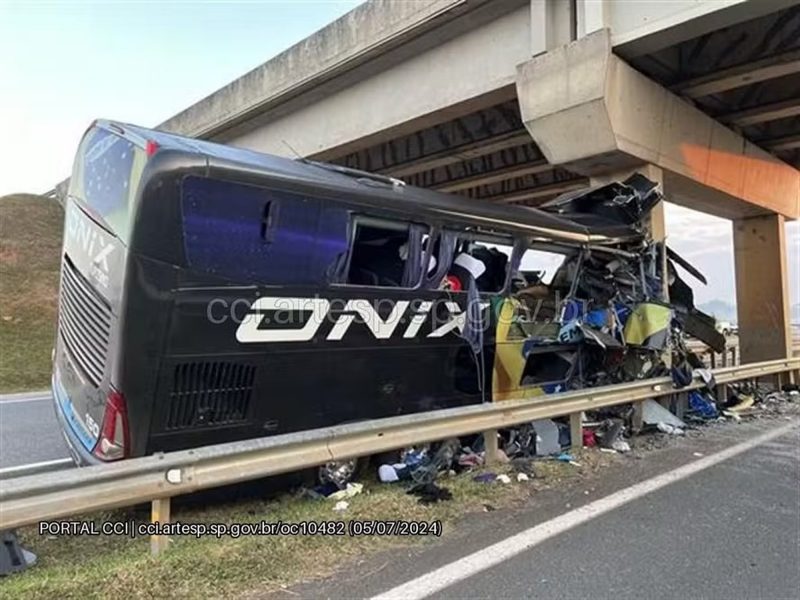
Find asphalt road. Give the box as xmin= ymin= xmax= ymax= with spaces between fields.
xmin=0 ymin=391 xmax=69 ymax=469
xmin=434 ymin=428 xmax=799 ymax=600
xmin=281 ymin=419 xmax=800 ymax=600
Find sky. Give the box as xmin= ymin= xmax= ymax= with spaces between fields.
xmin=0 ymin=0 xmax=359 ymax=195
xmin=0 ymin=0 xmax=797 ymax=311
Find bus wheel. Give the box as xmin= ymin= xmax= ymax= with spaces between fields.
xmin=318 ymin=459 xmax=360 ymax=489
xmin=373 ymin=444 xmax=433 ymax=468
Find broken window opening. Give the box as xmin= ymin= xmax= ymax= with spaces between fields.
xmin=343 ymin=218 xmax=428 ymax=288
xmin=511 ymin=245 xmax=579 ymax=327
xmin=441 ymin=234 xmax=513 ymax=294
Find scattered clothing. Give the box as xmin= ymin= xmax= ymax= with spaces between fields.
xmin=378 ymin=464 xmax=399 ymax=483
xmin=328 ymin=482 xmax=363 ymax=501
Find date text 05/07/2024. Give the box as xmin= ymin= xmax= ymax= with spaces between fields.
xmin=39 ymin=519 xmax=444 ymax=538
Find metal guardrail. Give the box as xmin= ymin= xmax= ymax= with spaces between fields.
xmin=1 ymin=357 xmax=797 ymax=555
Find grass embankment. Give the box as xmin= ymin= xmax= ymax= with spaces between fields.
xmin=2 ymin=452 xmax=615 ymax=598
xmin=0 ymin=194 xmax=63 ymax=392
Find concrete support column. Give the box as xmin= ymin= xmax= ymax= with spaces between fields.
xmin=733 ymin=214 xmax=792 ymax=363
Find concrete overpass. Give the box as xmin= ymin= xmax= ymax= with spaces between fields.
xmin=160 ymin=0 xmax=800 ymax=364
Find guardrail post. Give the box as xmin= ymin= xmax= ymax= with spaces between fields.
xmin=675 ymin=392 xmax=688 ymax=420
xmin=569 ymin=412 xmax=583 ymax=452
xmin=631 ymin=401 xmax=644 ymax=434
xmin=483 ymin=429 xmax=498 ymax=465
xmin=150 ymin=497 xmax=171 ymax=557
xmin=718 ymin=348 xmax=729 ymax=404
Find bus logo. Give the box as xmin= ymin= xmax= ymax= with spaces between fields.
xmin=234 ymin=297 xmax=489 ymax=343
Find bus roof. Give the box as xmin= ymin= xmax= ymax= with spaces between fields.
xmin=97 ymin=119 xmax=613 ymax=244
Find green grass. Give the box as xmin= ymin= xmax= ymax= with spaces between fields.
xmin=0 ymin=194 xmax=63 ymax=392
xmin=1 ymin=452 xmax=617 ymax=599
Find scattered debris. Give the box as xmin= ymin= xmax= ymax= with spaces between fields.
xmin=328 ymin=482 xmax=363 ymax=501
xmin=496 ymin=474 xmax=512 ymax=484
xmin=378 ymin=464 xmax=408 ymax=483
xmin=611 ymin=439 xmax=631 ymax=453
xmin=332 ymin=501 xmax=349 ymax=512
xmin=473 ymin=473 xmax=497 ymax=484
xmin=510 ymin=457 xmax=537 ymax=477
xmin=319 ymin=459 xmax=359 ymax=489
xmin=688 ymin=390 xmax=719 ymax=419
xmin=642 ymin=399 xmax=687 ymax=429
xmin=596 ymin=419 xmax=626 ymax=449
xmin=531 ymin=420 xmax=561 ymax=456
xmin=582 ymin=428 xmax=597 ymax=447
xmin=407 ymin=482 xmax=452 ymax=504
xmin=516 ymin=473 xmax=530 ymax=482
xmin=656 ymin=422 xmax=684 ymax=436
xmin=727 ymin=394 xmax=755 ymax=413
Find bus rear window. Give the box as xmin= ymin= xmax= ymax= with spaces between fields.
xmin=69 ymin=126 xmax=145 ymax=242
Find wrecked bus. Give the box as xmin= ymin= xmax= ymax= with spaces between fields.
xmin=52 ymin=119 xmax=722 ymax=466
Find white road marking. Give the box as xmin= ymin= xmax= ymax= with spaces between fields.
xmin=0 ymin=393 xmax=50 ymax=404
xmin=372 ymin=422 xmax=798 ymax=600
xmin=0 ymin=457 xmax=73 ymax=479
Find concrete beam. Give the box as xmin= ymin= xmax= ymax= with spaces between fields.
xmin=733 ymin=214 xmax=792 ymax=362
xmin=491 ymin=179 xmax=588 ymax=204
xmin=159 ymin=0 xmax=491 ymax=139
xmin=674 ymin=48 xmax=800 ymax=99
xmin=434 ymin=160 xmax=553 ymax=193
xmin=515 ymin=29 xmax=800 ymax=220
xmin=605 ymin=0 xmax=798 ymax=59
xmin=763 ymin=133 xmax=800 ymax=152
xmin=381 ymin=130 xmax=532 ymax=178
xmin=720 ymin=99 xmax=800 ymax=128
xmin=224 ymin=5 xmax=531 ymax=160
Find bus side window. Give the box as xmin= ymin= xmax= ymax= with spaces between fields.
xmin=181 ymin=176 xmax=349 ymax=286
xmin=342 ymin=219 xmax=427 ymax=288
xmin=443 ymin=236 xmax=513 ymax=293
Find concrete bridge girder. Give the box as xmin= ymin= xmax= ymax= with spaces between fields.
xmin=515 ymin=29 xmax=800 ymax=222
xmin=516 ymin=29 xmax=796 ymax=361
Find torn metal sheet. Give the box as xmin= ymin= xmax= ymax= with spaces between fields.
xmin=499 ymin=173 xmax=722 ymax=416
xmin=641 ymin=399 xmax=687 ymax=428
xmin=666 ymin=245 xmax=708 ymax=285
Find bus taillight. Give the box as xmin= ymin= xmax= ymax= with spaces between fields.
xmin=93 ymin=389 xmax=130 ymax=461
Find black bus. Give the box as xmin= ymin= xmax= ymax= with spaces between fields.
xmin=53 ymin=119 xmax=654 ymax=466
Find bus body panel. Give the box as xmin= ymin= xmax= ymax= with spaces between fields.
xmin=52 ymin=120 xmax=593 ymax=465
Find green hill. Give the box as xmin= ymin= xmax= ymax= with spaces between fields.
xmin=0 ymin=194 xmax=63 ymax=392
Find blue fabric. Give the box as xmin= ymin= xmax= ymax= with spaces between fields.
xmin=584 ymin=308 xmax=609 ymax=329
xmin=689 ymin=391 xmax=719 ymax=419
